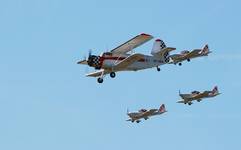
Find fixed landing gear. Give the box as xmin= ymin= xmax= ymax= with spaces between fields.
xmin=187 ymin=58 xmax=190 ymax=62
xmin=97 ymin=77 xmax=103 ymax=83
xmin=178 ymin=63 xmax=182 ymax=66
xmin=110 ymin=72 xmax=116 ymax=78
xmin=188 ymin=102 xmax=192 ymax=105
xmin=157 ymin=66 xmax=161 ymax=71
xmin=136 ymin=120 xmax=141 ymax=123
xmin=97 ymin=72 xmax=116 ymax=83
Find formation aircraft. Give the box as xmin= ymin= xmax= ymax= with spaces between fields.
xmin=169 ymin=44 xmax=211 ymax=66
xmin=126 ymin=104 xmax=167 ymax=123
xmin=177 ymin=86 xmax=221 ymax=105
xmin=77 ymin=33 xmax=176 ymax=83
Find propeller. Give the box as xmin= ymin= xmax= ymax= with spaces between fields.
xmin=87 ymin=49 xmax=95 ymax=66
xmin=88 ymin=49 xmax=92 ymax=59
xmin=84 ymin=49 xmax=93 ymax=73
xmin=78 ymin=49 xmax=101 ymax=70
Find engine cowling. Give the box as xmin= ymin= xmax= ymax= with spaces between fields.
xmin=87 ymin=55 xmax=101 ymax=69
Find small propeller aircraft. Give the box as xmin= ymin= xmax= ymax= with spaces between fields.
xmin=169 ymin=44 xmax=211 ymax=66
xmin=77 ymin=33 xmax=176 ymax=83
xmin=126 ymin=104 xmax=167 ymax=123
xmin=177 ymin=86 xmax=221 ymax=105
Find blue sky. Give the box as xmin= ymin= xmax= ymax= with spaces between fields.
xmin=0 ymin=0 xmax=241 ymax=149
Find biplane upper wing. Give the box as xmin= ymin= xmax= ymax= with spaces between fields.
xmin=110 ymin=33 xmax=153 ymax=54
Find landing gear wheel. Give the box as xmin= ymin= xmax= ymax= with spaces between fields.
xmin=157 ymin=67 xmax=161 ymax=72
xmin=97 ymin=78 xmax=103 ymax=83
xmin=110 ymin=72 xmax=116 ymax=78
xmin=188 ymin=103 xmax=192 ymax=105
xmin=187 ymin=58 xmax=190 ymax=62
xmin=136 ymin=120 xmax=141 ymax=123
xmin=178 ymin=63 xmax=182 ymax=66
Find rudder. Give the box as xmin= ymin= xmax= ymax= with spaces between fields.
xmin=151 ymin=39 xmax=166 ymax=55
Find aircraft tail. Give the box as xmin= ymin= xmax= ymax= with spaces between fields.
xmin=201 ymin=44 xmax=210 ymax=55
xmin=212 ymin=86 xmax=219 ymax=94
xmin=151 ymin=39 xmax=176 ymax=63
xmin=159 ymin=104 xmax=167 ymax=113
xmin=151 ymin=39 xmax=166 ymax=55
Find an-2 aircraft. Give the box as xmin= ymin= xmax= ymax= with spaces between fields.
xmin=177 ymin=86 xmax=221 ymax=105
xmin=77 ymin=33 xmax=176 ymax=83
xmin=126 ymin=104 xmax=167 ymax=123
xmin=169 ymin=44 xmax=211 ymax=66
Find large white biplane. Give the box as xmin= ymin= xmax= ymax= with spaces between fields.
xmin=77 ymin=33 xmax=176 ymax=83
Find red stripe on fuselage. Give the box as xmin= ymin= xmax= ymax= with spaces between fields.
xmin=101 ymin=56 xmax=145 ymax=62
xmin=99 ymin=56 xmax=105 ymax=68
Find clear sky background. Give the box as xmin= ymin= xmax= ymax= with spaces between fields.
xmin=0 ymin=0 xmax=241 ymax=149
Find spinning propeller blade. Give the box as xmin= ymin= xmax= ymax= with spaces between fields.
xmin=88 ymin=49 xmax=92 ymax=58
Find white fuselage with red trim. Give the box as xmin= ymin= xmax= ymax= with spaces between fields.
xmin=100 ymin=52 xmax=167 ymax=71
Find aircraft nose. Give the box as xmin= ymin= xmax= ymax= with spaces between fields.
xmin=87 ymin=55 xmax=96 ymax=65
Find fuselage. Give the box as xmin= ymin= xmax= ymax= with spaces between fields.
xmin=180 ymin=91 xmax=219 ymax=101
xmin=128 ymin=111 xmax=163 ymax=120
xmin=90 ymin=52 xmax=168 ymax=71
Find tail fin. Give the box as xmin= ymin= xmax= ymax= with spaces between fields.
xmin=151 ymin=39 xmax=166 ymax=55
xmin=212 ymin=86 xmax=218 ymax=94
xmin=159 ymin=104 xmax=166 ymax=113
xmin=201 ymin=44 xmax=210 ymax=55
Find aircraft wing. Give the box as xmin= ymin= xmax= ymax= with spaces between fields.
xmin=141 ymin=109 xmax=158 ymax=117
xmin=169 ymin=54 xmax=185 ymax=63
xmin=113 ymin=53 xmax=144 ymax=70
xmin=177 ymin=100 xmax=185 ymax=103
xmin=184 ymin=49 xmax=201 ymax=58
xmin=192 ymin=92 xmax=207 ymax=99
xmin=86 ymin=69 xmax=110 ymax=77
xmin=110 ymin=33 xmax=153 ymax=54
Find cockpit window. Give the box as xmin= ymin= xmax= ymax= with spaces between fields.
xmin=191 ymin=91 xmax=200 ymax=94
xmin=104 ymin=52 xmax=112 ymax=56
xmin=139 ymin=109 xmax=147 ymax=112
